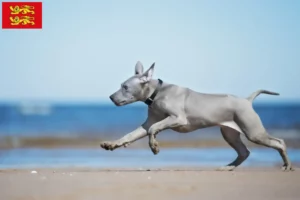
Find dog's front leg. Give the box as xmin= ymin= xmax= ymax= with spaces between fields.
xmin=100 ymin=126 xmax=147 ymax=151
xmin=100 ymin=117 xmax=156 ymax=151
xmin=148 ymin=116 xmax=186 ymax=155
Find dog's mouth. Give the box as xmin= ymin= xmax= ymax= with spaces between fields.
xmin=115 ymin=100 xmax=127 ymax=106
xmin=110 ymin=95 xmax=127 ymax=106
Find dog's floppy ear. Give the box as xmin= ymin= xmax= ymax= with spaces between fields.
xmin=140 ymin=62 xmax=155 ymax=83
xmin=135 ymin=61 xmax=144 ymax=75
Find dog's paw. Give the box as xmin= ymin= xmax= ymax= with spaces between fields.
xmin=149 ymin=139 xmax=160 ymax=155
xmin=100 ymin=141 xmax=118 ymax=151
xmin=151 ymin=145 xmax=160 ymax=155
xmin=281 ymin=164 xmax=295 ymax=172
xmin=216 ymin=166 xmax=236 ymax=171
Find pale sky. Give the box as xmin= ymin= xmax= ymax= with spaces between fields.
xmin=0 ymin=0 xmax=299 ymax=103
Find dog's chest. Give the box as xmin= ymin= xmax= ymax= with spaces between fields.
xmin=171 ymin=124 xmax=198 ymax=133
xmin=172 ymin=118 xmax=216 ymax=133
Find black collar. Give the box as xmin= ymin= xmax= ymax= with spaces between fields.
xmin=144 ymin=79 xmax=163 ymax=106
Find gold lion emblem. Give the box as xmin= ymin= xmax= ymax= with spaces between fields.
xmin=10 ymin=5 xmax=35 ymax=15
xmin=10 ymin=16 xmax=35 ymax=26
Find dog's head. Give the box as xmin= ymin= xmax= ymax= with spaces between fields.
xmin=109 ymin=61 xmax=155 ymax=106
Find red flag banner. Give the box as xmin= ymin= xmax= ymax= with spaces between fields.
xmin=2 ymin=2 xmax=42 ymax=29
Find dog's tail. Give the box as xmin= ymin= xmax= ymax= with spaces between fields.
xmin=247 ymin=90 xmax=279 ymax=102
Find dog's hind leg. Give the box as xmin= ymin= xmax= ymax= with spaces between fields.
xmin=235 ymin=107 xmax=293 ymax=171
xmin=245 ymin=131 xmax=293 ymax=171
xmin=216 ymin=126 xmax=250 ymax=171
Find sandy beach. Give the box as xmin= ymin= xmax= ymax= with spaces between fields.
xmin=1 ymin=168 xmax=300 ymax=200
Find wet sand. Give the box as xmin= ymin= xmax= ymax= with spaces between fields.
xmin=1 ymin=168 xmax=300 ymax=200
xmin=1 ymin=136 xmax=300 ymax=149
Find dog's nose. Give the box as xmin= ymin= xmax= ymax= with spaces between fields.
xmin=109 ymin=95 xmax=114 ymax=101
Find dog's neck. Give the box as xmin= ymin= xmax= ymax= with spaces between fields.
xmin=143 ymin=79 xmax=163 ymax=106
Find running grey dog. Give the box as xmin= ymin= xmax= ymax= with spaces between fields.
xmin=100 ymin=61 xmax=293 ymax=171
